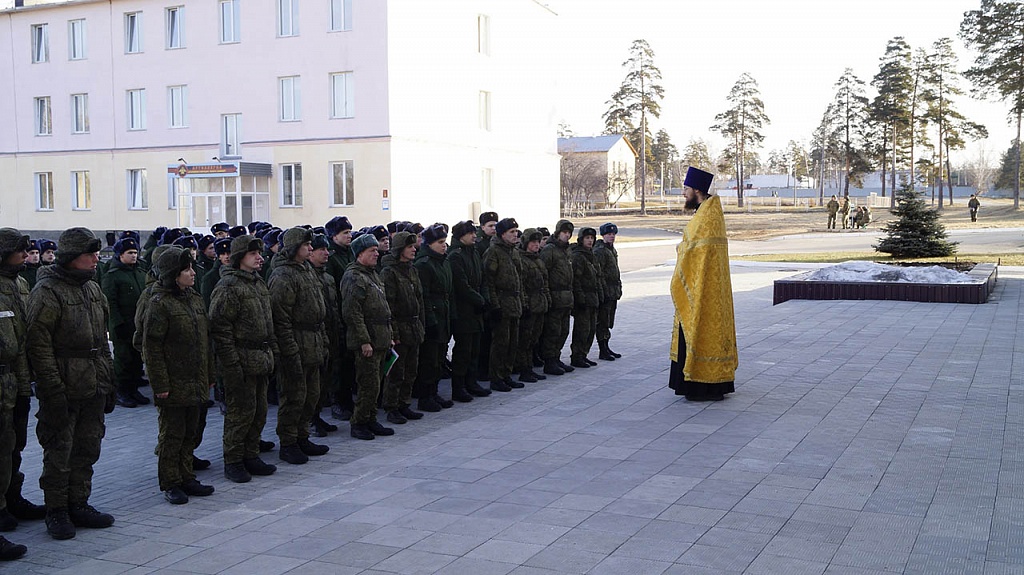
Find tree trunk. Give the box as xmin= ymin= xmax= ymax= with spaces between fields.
xmin=945 ymin=144 xmax=955 ymax=206
xmin=937 ymin=85 xmax=945 ymax=210
xmin=1016 ymin=111 xmax=1021 ymax=210
xmin=880 ymin=124 xmax=888 ymax=199
xmin=891 ymin=121 xmax=897 ymax=208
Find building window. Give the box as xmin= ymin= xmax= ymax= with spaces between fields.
xmin=279 ymin=76 xmax=301 ymax=121
xmin=71 ymin=93 xmax=89 ymax=134
xmin=34 ymin=96 xmax=51 ymax=136
xmin=219 ymin=0 xmax=240 ymax=44
xmin=68 ymin=19 xmax=86 ymax=60
xmin=127 ymin=169 xmax=148 ymax=210
xmin=478 ymin=90 xmax=491 ymax=131
xmin=125 ymin=12 xmax=142 ymax=53
xmin=330 ymin=72 xmax=353 ymax=119
xmin=477 ymin=14 xmax=489 ymax=55
xmin=127 ymin=89 xmax=146 ymax=130
xmin=221 ymin=113 xmax=240 ymax=157
xmin=35 ymin=172 xmax=54 ymax=211
xmin=71 ymin=171 xmax=91 ymax=210
xmin=168 ymin=177 xmax=181 ymax=209
xmin=168 ymin=85 xmax=187 ymax=128
xmin=31 ymin=24 xmax=49 ymax=63
xmin=166 ymin=7 xmax=183 ymax=49
xmin=481 ymin=168 xmax=493 ymax=206
xmin=280 ymin=163 xmax=302 ymax=206
xmin=277 ymin=0 xmax=298 ymax=37
xmin=330 ymin=160 xmax=354 ymax=206
xmin=329 ymin=0 xmax=351 ymax=31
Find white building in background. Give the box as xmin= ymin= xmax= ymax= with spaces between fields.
xmin=0 ymin=0 xmax=561 ymax=235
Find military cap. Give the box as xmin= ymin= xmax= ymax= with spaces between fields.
xmin=519 ymin=228 xmax=543 ymax=249
xmin=229 ymin=234 xmax=264 ymax=268
xmin=368 ymin=225 xmax=389 ymax=241
xmin=599 ymin=222 xmax=618 ymax=235
xmin=151 ymin=226 xmax=168 ymax=242
xmin=113 ymin=237 xmax=140 ymax=256
xmin=300 ymin=224 xmax=313 ymax=230
xmin=390 ymin=231 xmax=417 ymax=256
xmin=683 ymin=167 xmax=714 ymax=194
xmin=56 ymin=227 xmax=102 ymax=265
xmin=179 ymin=227 xmax=193 ymax=237
xmin=159 ymin=228 xmax=184 ymax=246
xmin=27 ymin=240 xmax=40 ymax=253
xmin=253 ymin=222 xmax=273 ymax=235
xmin=262 ymin=228 xmax=283 ymax=248
xmin=211 ymin=222 xmax=230 ymax=235
xmin=311 ymin=234 xmax=330 ymax=251
xmin=172 ymin=235 xmax=199 ymax=250
xmin=479 ymin=211 xmax=499 ymax=226
xmin=406 ymin=222 xmax=424 ymax=235
xmin=148 ymin=244 xmax=175 ymax=278
xmin=386 ymin=221 xmax=401 ymax=234
xmin=351 ymin=232 xmax=378 ymax=256
xmin=0 ymin=228 xmax=31 ymax=260
xmin=495 ymin=218 xmax=519 ymax=236
xmin=350 ymin=230 xmax=365 ymax=241
xmin=421 ymin=224 xmax=448 ymax=246
xmin=228 ymin=225 xmax=247 ymax=238
xmin=120 ymin=230 xmax=141 ymax=242
xmin=577 ymin=226 xmax=597 ymax=240
xmin=452 ymin=220 xmax=476 ymax=240
xmin=537 ymin=226 xmax=551 ymax=238
xmin=325 ymin=216 xmax=353 ymax=238
xmin=312 ymin=226 xmax=325 ymax=235
xmin=246 ymin=221 xmax=263 ymax=233
xmin=38 ymin=239 xmax=57 ymax=253
xmin=281 ymin=226 xmax=314 ymax=255
xmin=213 ymin=237 xmax=232 ymax=256
xmin=156 ymin=246 xmax=194 ymax=288
xmin=554 ymin=219 xmax=574 ymax=236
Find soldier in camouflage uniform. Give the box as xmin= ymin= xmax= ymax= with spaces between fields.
xmin=209 ymin=236 xmax=279 ymax=483
xmin=539 ymin=219 xmax=576 ymax=376
xmin=414 ymin=225 xmax=454 ymax=410
xmin=482 ymin=218 xmax=524 ymax=392
xmin=448 ymin=221 xmax=491 ymax=398
xmin=101 ymin=237 xmax=149 ymax=408
xmin=594 ymin=223 xmax=622 ymax=361
xmin=515 ymin=228 xmax=550 ymax=383
xmin=341 ymin=234 xmax=396 ymax=440
xmin=475 ymin=212 xmax=498 ymax=380
xmin=380 ymin=231 xmax=426 ymax=423
xmin=570 ymin=227 xmax=603 ymax=368
xmin=268 ymin=228 xmax=330 ymax=465
xmin=144 ymin=248 xmax=217 ymax=505
xmin=325 ymin=216 xmax=356 ymax=420
xmin=308 ymin=234 xmax=340 ymax=437
xmin=26 ymin=227 xmax=116 ymax=540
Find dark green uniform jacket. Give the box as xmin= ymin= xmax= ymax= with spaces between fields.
xmin=268 ymin=258 xmax=328 ymax=369
xmin=19 ymin=262 xmax=39 ymax=290
xmin=571 ymin=242 xmax=603 ymax=309
xmin=475 ymin=229 xmax=495 ymax=260
xmin=483 ymin=237 xmax=524 ymax=319
xmin=101 ymin=259 xmax=146 ymax=339
xmin=447 ymin=242 xmax=485 ymax=334
xmin=414 ymin=247 xmax=453 ymax=343
xmin=0 ymin=269 xmax=32 ymax=410
xmin=26 ymin=265 xmax=114 ymax=403
xmin=200 ymin=260 xmax=222 ymax=309
xmin=327 ymin=242 xmax=355 ymax=297
xmin=144 ymin=286 xmax=214 ymax=407
xmin=381 ymin=257 xmax=425 ymax=347
xmin=593 ymin=239 xmax=622 ymax=302
xmin=195 ymin=254 xmax=215 ymax=288
xmin=313 ymin=264 xmax=341 ymax=359
xmin=540 ymin=236 xmax=573 ymax=310
xmin=340 ymin=263 xmax=392 ymax=351
xmin=517 ymin=245 xmax=551 ymax=317
xmin=209 ymin=267 xmax=278 ymax=380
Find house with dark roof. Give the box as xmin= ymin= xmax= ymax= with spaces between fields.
xmin=558 ymin=135 xmax=637 ymax=207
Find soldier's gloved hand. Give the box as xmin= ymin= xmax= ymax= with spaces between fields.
xmin=104 ymin=391 xmax=117 ymax=414
xmin=488 ymin=308 xmax=502 ymax=323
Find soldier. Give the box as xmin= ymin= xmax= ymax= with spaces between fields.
xmin=325 ymin=216 xmax=356 ymax=421
xmin=826 ymin=195 xmax=839 ymax=230
xmin=968 ymin=194 xmax=981 ymax=222
xmin=38 ymin=239 xmax=56 ymax=266
xmin=211 ymin=222 xmax=230 ymax=239
xmin=195 ymin=235 xmax=217 ymax=287
xmin=268 ymin=228 xmax=329 ymax=464
xmin=0 ymin=229 xmax=34 ymax=560
xmin=144 ymin=248 xmax=216 ymax=505
xmin=594 ymin=223 xmax=622 ymax=361
xmin=475 ymin=212 xmax=498 ymax=378
xmin=839 ymin=196 xmax=851 ymax=229
xmin=140 ymin=227 xmax=166 ymax=265
xmin=341 ymin=234 xmax=395 ymax=440
xmin=414 ymin=224 xmax=455 ymax=410
xmin=209 ymin=235 xmax=278 ymax=483
xmin=308 ymin=234 xmax=339 ymax=437
xmin=515 ymin=228 xmax=549 ymax=384
xmin=539 ymin=219 xmax=576 ymax=376
xmin=102 ymin=237 xmax=149 ymax=408
xmin=228 ymin=225 xmax=247 ymax=238
xmin=26 ymin=227 xmax=116 ymax=540
xmin=261 ymin=228 xmax=283 ymax=283
xmin=380 ymin=231 xmax=427 ymax=422
xmin=19 ymin=241 xmax=40 ymax=290
xmin=448 ymin=221 xmax=491 ymax=398
xmin=570 ymin=227 xmax=602 ymax=368
xmin=200 ymin=238 xmax=232 ymax=309
xmin=483 ymin=218 xmax=524 ymax=392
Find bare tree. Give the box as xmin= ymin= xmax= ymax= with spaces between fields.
xmin=967 ymin=147 xmax=997 ymax=195
xmin=560 ymin=152 xmax=605 ymax=217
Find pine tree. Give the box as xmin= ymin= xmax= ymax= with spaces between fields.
xmin=875 ymin=184 xmax=958 ymax=258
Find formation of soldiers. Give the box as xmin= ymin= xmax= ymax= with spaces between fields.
xmin=0 ymin=211 xmax=622 ymax=559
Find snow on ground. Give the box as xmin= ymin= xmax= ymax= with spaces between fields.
xmin=804 ymin=261 xmax=979 ymax=284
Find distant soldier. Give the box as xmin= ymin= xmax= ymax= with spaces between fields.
xmin=211 ymin=222 xmax=230 ymax=239
xmin=325 ymin=216 xmax=356 ymax=421
xmin=200 ymin=238 xmax=232 ymax=310
xmin=826 ymin=195 xmax=840 ymax=230
xmin=968 ymin=194 xmax=981 ymax=222
xmin=414 ymin=224 xmax=454 ymax=409
xmin=38 ymin=239 xmax=56 ymax=267
xmin=19 ymin=241 xmax=40 ymax=290
xmin=195 ymin=235 xmax=217 ymax=287
xmin=594 ymin=223 xmax=622 ymax=361
xmin=380 ymin=231 xmax=427 ymax=421
xmin=569 ymin=227 xmax=602 ymax=368
xmin=515 ymin=228 xmax=549 ymax=383
xmin=102 ymin=237 xmax=149 ymax=408
xmin=839 ymin=196 xmax=851 ymax=229
xmin=539 ymin=220 xmax=576 ymax=376
xmin=476 ymin=212 xmax=499 ymax=379
xmin=448 ymin=221 xmax=491 ymax=398
xmin=308 ymin=234 xmax=340 ymax=437
xmin=482 ymin=218 xmax=524 ymax=392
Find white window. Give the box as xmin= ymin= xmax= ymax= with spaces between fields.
xmin=168 ymin=178 xmax=182 ymax=209
xmin=168 ymin=85 xmax=187 ymax=128
xmin=479 ymin=90 xmax=491 ymax=131
xmin=219 ymin=0 xmax=240 ymax=44
xmin=34 ymin=96 xmax=51 ymax=136
xmin=127 ymin=89 xmax=146 ymax=130
xmin=277 ymin=0 xmax=298 ymax=37
xmin=477 ymin=14 xmax=489 ymax=55
xmin=71 ymin=171 xmax=91 ymax=210
xmin=329 ymin=0 xmax=351 ymax=31
xmin=71 ymin=93 xmax=89 ymax=133
xmin=31 ymin=24 xmax=48 ymax=63
xmin=330 ymin=160 xmax=354 ymax=206
xmin=125 ymin=12 xmax=142 ymax=54
xmin=279 ymin=76 xmax=301 ymax=121
xmin=280 ymin=163 xmax=302 ymax=206
xmin=127 ymin=169 xmax=148 ymax=210
xmin=166 ymin=7 xmax=183 ymax=49
xmin=35 ymin=172 xmax=54 ymax=211
xmin=481 ymin=167 xmax=493 ymax=206
xmin=221 ymin=113 xmax=240 ymax=157
xmin=68 ymin=19 xmax=86 ymax=60
xmin=330 ymin=72 xmax=353 ymax=119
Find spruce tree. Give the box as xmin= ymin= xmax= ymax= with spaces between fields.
xmin=875 ymin=184 xmax=958 ymax=258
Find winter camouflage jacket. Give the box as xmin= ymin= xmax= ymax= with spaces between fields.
xmin=269 ymin=258 xmax=327 ymax=369
xmin=447 ymin=241 xmax=485 ymax=334
xmin=143 ymin=285 xmax=214 ymax=407
xmin=483 ymin=237 xmax=523 ymax=319
xmin=571 ymin=242 xmax=603 ymax=309
xmin=381 ymin=258 xmax=425 ymax=347
xmin=517 ymin=244 xmax=550 ymax=316
xmin=0 ymin=269 xmax=32 ymax=410
xmin=209 ymin=267 xmax=278 ymax=380
xmin=593 ymin=239 xmax=622 ymax=302
xmin=340 ymin=263 xmax=393 ymax=351
xmin=414 ymin=246 xmax=452 ymax=343
xmin=101 ymin=259 xmax=146 ymax=338
xmin=540 ymin=236 xmax=573 ymax=310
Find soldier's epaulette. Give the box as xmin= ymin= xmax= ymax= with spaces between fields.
xmin=151 ymin=293 xmax=165 ymax=303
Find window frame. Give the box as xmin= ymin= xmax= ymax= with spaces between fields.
xmin=219 ymin=0 xmax=240 ymax=44
xmin=126 ymin=88 xmax=146 ymax=131
xmin=330 ymin=71 xmax=354 ymax=119
xmin=279 ymin=163 xmax=302 ymax=207
xmin=71 ymin=170 xmax=91 ymax=210
xmin=477 ymin=14 xmax=490 ymax=55
xmin=277 ymin=0 xmax=299 ymax=37
xmin=278 ymin=76 xmax=301 ymax=121
xmin=168 ymin=85 xmax=188 ymax=128
xmin=31 ymin=23 xmax=49 ymax=63
xmin=329 ymin=0 xmax=352 ymax=32
xmin=165 ymin=6 xmax=184 ymax=49
xmin=71 ymin=93 xmax=89 ymax=134
xmin=329 ymin=160 xmax=354 ymax=207
xmin=68 ymin=18 xmax=86 ymax=60
xmin=478 ymin=90 xmax=491 ymax=131
xmin=221 ymin=113 xmax=241 ymax=157
xmin=124 ymin=11 xmax=142 ymax=54
xmin=35 ymin=172 xmax=54 ymax=211
xmin=34 ymin=96 xmax=52 ymax=136
xmin=127 ymin=168 xmax=148 ymax=210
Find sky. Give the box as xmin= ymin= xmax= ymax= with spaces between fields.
xmin=547 ymin=0 xmax=1017 ymax=169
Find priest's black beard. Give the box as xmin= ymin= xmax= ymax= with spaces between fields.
xmin=685 ymin=195 xmax=701 ymax=211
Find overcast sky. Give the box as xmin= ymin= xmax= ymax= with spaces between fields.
xmin=548 ymin=0 xmax=1016 ymax=168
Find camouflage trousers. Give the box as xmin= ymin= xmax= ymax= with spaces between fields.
xmin=451 ymin=331 xmax=481 ymax=379
xmin=540 ymin=307 xmax=571 ymax=360
xmin=570 ymin=306 xmax=598 ymax=361
xmin=488 ymin=314 xmax=520 ymax=381
xmin=597 ymin=300 xmax=618 ymax=343
xmin=276 ymin=362 xmax=320 ymax=447
xmin=515 ymin=311 xmax=544 ymax=372
xmin=36 ymin=392 xmax=106 ymax=509
xmin=156 ymin=405 xmax=200 ymax=491
xmin=112 ymin=336 xmax=144 ymax=394
xmin=5 ymin=395 xmax=31 ymax=504
xmin=222 ymin=373 xmax=269 ymax=464
xmin=352 ymin=350 xmax=386 ymax=425
xmin=384 ymin=342 xmax=418 ymax=411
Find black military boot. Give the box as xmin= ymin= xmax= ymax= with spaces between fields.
xmin=533 ymin=352 xmax=544 ymax=368
xmin=386 ymin=410 xmax=408 ymax=424
xmin=68 ymin=503 xmax=114 ymax=529
xmin=0 ymin=536 xmax=27 ymax=560
xmin=330 ymin=402 xmax=353 ymax=421
xmin=115 ymin=392 xmax=138 ymax=408
xmin=598 ymin=341 xmax=616 ymax=361
xmin=129 ymin=388 xmax=151 ymax=405
xmin=164 ymin=486 xmax=188 ymax=505
xmin=0 ymin=510 xmax=16 ymax=532
xmin=181 ymin=479 xmax=215 ymax=497
xmin=399 ymin=404 xmax=424 ymax=420
xmin=543 ymin=359 xmax=565 ymax=376
xmin=450 ymin=377 xmax=473 ymax=403
xmin=243 ymin=457 xmax=277 ymax=476
xmin=490 ymin=378 xmax=512 ymax=392
xmin=505 ymin=376 xmax=525 ymax=389
xmin=417 ymin=395 xmax=442 ymax=412
xmin=314 ymin=415 xmax=338 ymax=432
xmin=518 ymin=370 xmax=538 ymax=383
xmin=558 ymin=359 xmax=575 ymax=373
xmin=259 ymin=439 xmax=275 ymax=453
xmin=434 ymin=394 xmax=454 ymax=409
xmin=192 ymin=455 xmax=211 ymax=471
xmin=367 ymin=420 xmax=395 ymax=436
xmin=7 ymin=494 xmax=46 ymax=521
xmin=465 ymin=374 xmax=492 ymax=397
xmin=297 ymin=438 xmax=329 ymax=456
xmin=279 ymin=444 xmax=309 ymax=465
xmin=350 ymin=423 xmax=375 ymax=440
xmin=224 ymin=462 xmax=252 ymax=483
xmin=606 ymin=344 xmax=621 ymax=358
xmin=585 ymin=357 xmax=598 ymax=366
xmin=45 ymin=508 xmax=75 ymax=540
xmin=570 ymin=357 xmax=591 ymax=369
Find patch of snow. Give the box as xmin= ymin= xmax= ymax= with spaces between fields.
xmin=804 ymin=261 xmax=979 ymax=284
